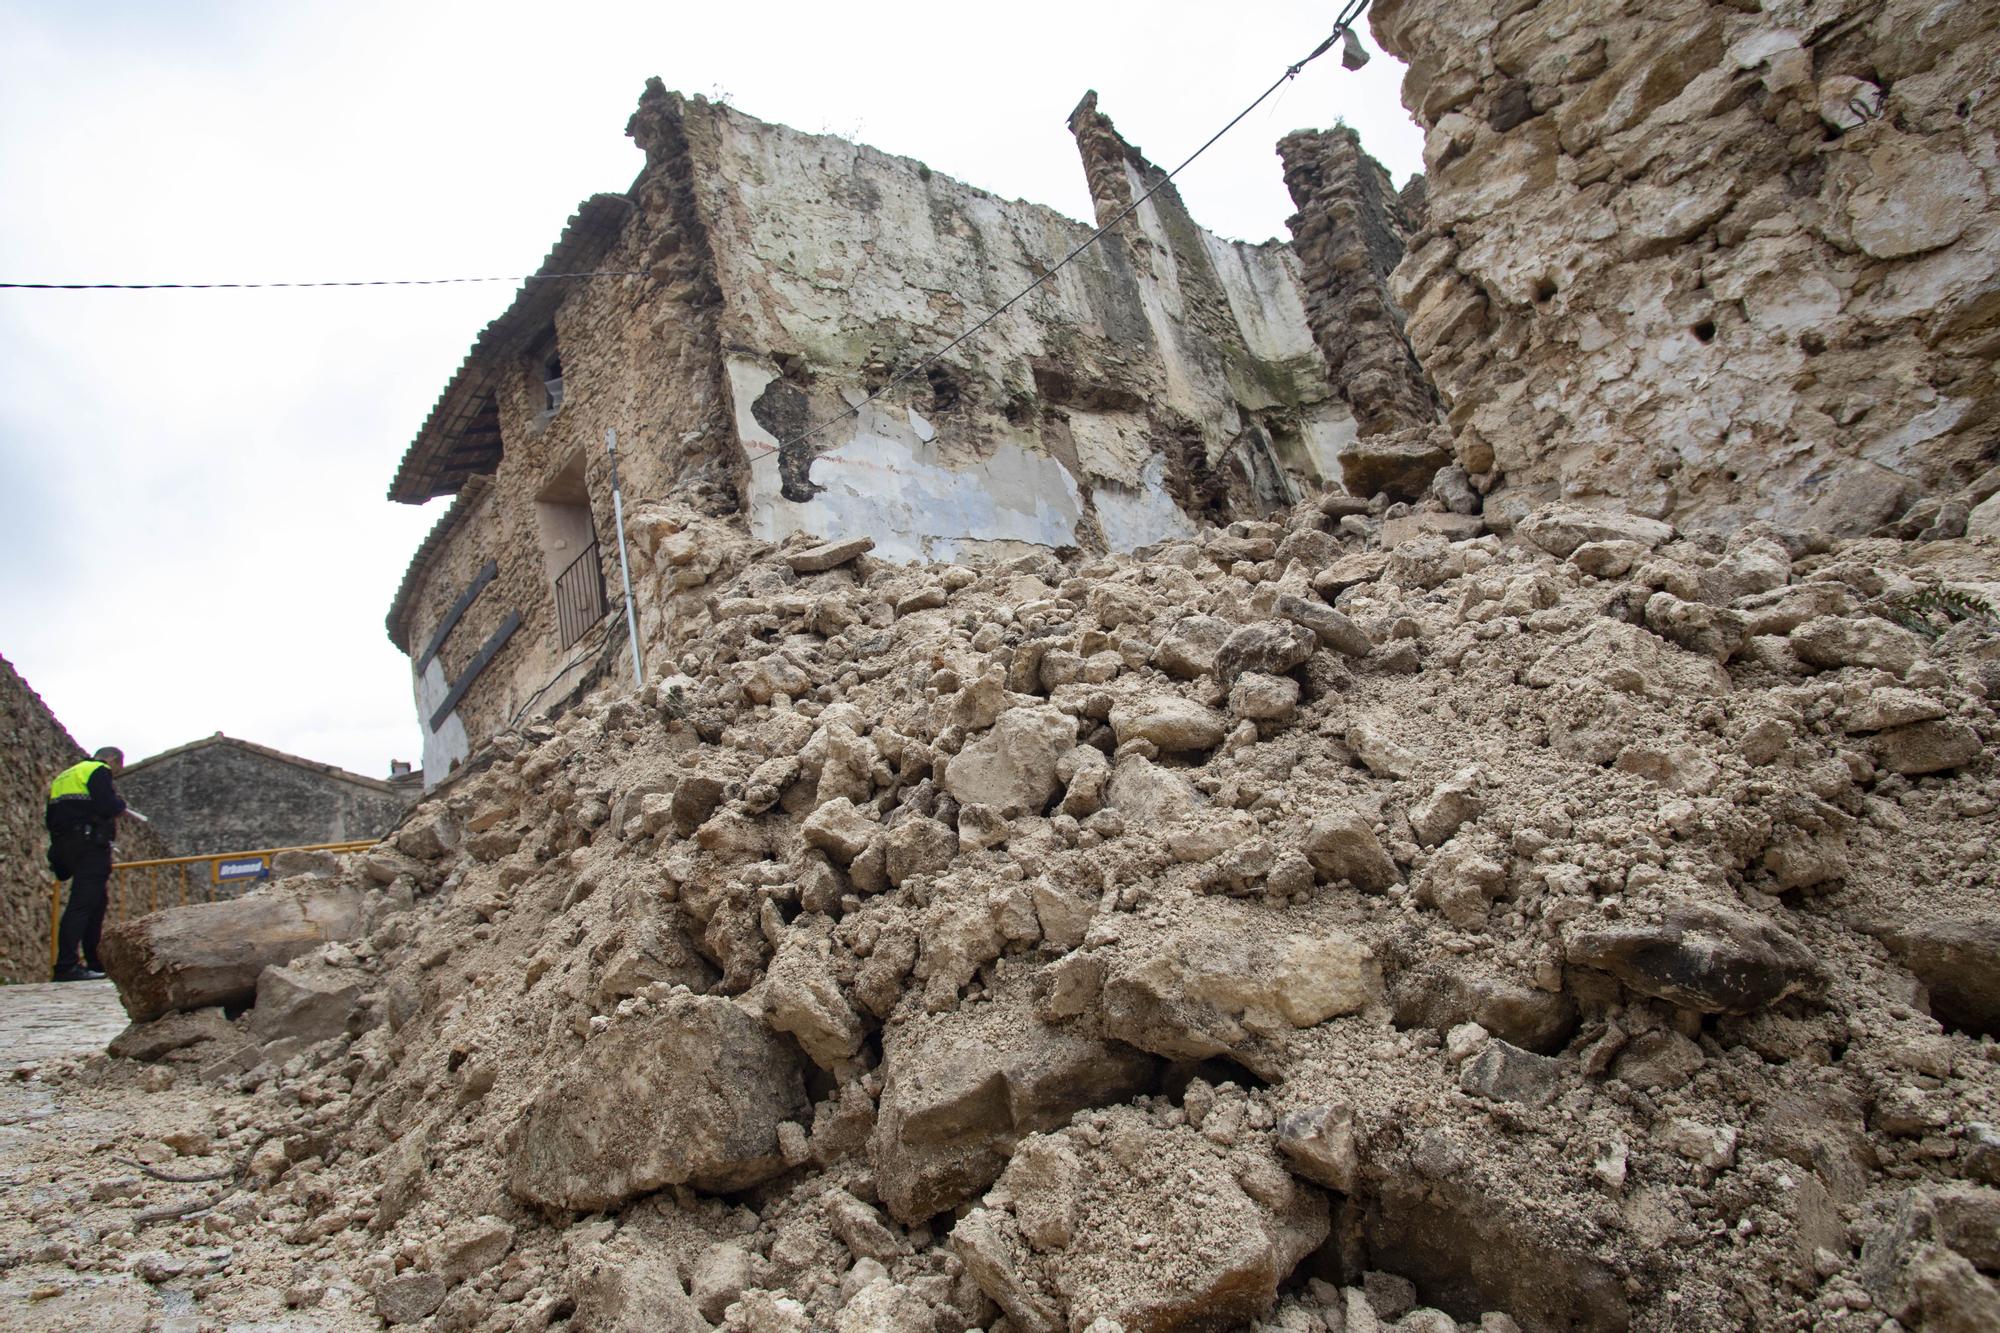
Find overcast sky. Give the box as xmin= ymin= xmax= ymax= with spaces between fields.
xmin=0 ymin=0 xmax=1422 ymax=782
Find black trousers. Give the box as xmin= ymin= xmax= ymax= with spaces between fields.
xmin=52 ymin=831 xmax=111 ymax=975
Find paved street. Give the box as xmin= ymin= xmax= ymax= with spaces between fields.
xmin=0 ymin=980 xmax=128 ymax=1068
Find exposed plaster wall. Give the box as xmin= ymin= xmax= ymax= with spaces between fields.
xmin=663 ymin=91 xmax=1354 ymax=549
xmin=1371 ymin=0 xmax=2000 ymax=535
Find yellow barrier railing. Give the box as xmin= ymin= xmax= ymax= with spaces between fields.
xmin=50 ymin=840 xmax=377 ymax=972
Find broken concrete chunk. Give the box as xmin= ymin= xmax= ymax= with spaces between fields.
xmin=1790 ymin=615 xmax=1924 ymax=676
xmin=1340 ymin=430 xmax=1452 ymax=501
xmin=1517 ymin=505 xmax=1674 ymax=558
xmin=1879 ymin=917 xmax=2000 ymax=1037
xmin=1346 ymin=720 xmax=1418 ymax=779
xmin=786 ymin=536 xmax=875 ymax=573
xmin=1416 ymin=843 xmax=1506 ymax=928
xmin=1459 ymin=1039 xmax=1562 ymax=1106
xmin=1302 ymin=809 xmax=1400 ymax=891
xmin=107 ymin=1007 xmax=239 ymax=1062
xmin=1409 ymin=766 xmax=1484 ymax=845
xmin=1276 ymin=594 xmax=1374 ymax=657
xmin=247 ymin=956 xmax=363 ymax=1046
xmin=801 ymin=797 xmax=879 ymax=864
xmin=1563 ymin=905 xmax=1821 ymax=1014
xmin=1212 ymin=620 xmax=1317 ymax=687
xmin=1872 ymin=719 xmax=1984 ymax=775
xmin=1228 ymin=671 xmax=1301 ymax=721
xmin=1155 ymin=615 xmax=1231 ymax=680
xmin=1104 ymin=754 xmax=1201 ymax=824
xmin=689 ymin=1243 xmax=757 ymax=1324
xmin=1644 ymin=592 xmax=1748 ymax=662
xmin=871 ymin=993 xmax=1158 ymax=1223
xmin=433 ymin=1216 xmax=514 ymax=1287
xmin=953 ymin=1109 xmax=1328 ymax=1332
xmin=570 ymin=1253 xmax=709 ymax=1333
xmin=1275 ymin=1102 xmax=1360 ymax=1192
xmin=1612 ymin=1028 xmax=1705 ymax=1090
xmin=509 ymin=992 xmax=807 ymax=1209
xmin=1101 ymin=903 xmax=1376 ymax=1077
xmin=1107 ymin=695 xmax=1228 ymax=752
xmin=375 ymin=1271 xmax=447 ymax=1325
xmin=763 ymin=931 xmax=866 ymax=1070
xmin=942 ymin=706 xmax=1077 ymax=817
xmin=884 ymin=816 xmax=957 ymax=886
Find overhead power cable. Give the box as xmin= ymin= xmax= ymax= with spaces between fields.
xmin=0 ymin=271 xmax=647 ymax=291
xmin=1 ymin=1 xmax=1376 ymax=460
xmin=750 ymin=0 xmax=1373 ymax=462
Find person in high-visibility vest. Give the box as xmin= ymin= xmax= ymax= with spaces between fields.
xmin=46 ymin=747 xmax=135 ymax=982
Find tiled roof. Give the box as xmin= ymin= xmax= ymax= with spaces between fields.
xmin=385 ymin=193 xmax=636 ymax=504
xmin=123 ymin=734 xmax=400 ymax=793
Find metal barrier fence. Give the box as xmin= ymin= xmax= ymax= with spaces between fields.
xmin=49 ymin=840 xmax=377 ymax=970
xmin=553 ymin=538 xmax=607 ymax=649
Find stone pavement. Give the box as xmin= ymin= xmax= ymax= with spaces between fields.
xmin=0 ymin=980 xmax=128 ymax=1068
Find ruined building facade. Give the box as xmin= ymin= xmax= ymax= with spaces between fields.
xmin=1370 ymin=0 xmax=2000 ymax=534
xmin=386 ymin=83 xmax=1428 ymax=783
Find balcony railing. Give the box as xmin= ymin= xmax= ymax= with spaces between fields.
xmin=554 ymin=538 xmax=608 ymax=648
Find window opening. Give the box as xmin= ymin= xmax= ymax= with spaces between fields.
xmin=535 ymin=455 xmax=606 ymax=649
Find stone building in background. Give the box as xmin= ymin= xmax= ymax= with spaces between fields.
xmin=117 ymin=734 xmax=413 ymax=857
xmin=384 ymin=81 xmax=1429 ymax=784
xmin=1369 ymin=0 xmax=2000 ymax=536
xmin=0 ymin=654 xmax=173 ymax=985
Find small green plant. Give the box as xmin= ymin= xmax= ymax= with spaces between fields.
xmin=660 ymin=683 xmax=689 ymax=720
xmin=1885 ymin=582 xmax=2000 ymax=639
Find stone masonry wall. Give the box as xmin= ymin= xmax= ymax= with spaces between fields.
xmin=117 ymin=741 xmax=410 ymax=857
xmin=392 ymin=105 xmax=739 ymax=783
xmin=1371 ymin=0 xmax=2000 ymax=536
xmin=1279 ymin=124 xmax=1440 ymax=443
xmin=0 ymin=654 xmax=172 ymax=984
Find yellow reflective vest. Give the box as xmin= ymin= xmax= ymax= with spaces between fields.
xmin=48 ymin=760 xmax=107 ymax=803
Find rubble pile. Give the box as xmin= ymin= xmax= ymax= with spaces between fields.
xmin=93 ymin=493 xmax=2000 ymax=1331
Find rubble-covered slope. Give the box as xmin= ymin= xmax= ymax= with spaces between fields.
xmin=115 ymin=495 xmax=2000 ymax=1332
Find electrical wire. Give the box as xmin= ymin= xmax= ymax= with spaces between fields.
xmin=2 ymin=2 xmax=1373 ymax=460
xmin=747 ymin=0 xmax=1372 ymax=462
xmin=0 ymin=271 xmax=647 ymax=291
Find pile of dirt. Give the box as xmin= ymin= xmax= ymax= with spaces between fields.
xmin=74 ymin=492 xmax=2000 ymax=1330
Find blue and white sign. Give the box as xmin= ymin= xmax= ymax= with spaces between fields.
xmin=216 ymin=856 xmax=269 ymax=883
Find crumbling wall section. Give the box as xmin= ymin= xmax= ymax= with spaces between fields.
xmin=1371 ymin=0 xmax=2000 ymax=535
xmin=654 ymin=91 xmax=1359 ymax=563
xmin=1278 ymin=125 xmax=1439 ymax=441
xmin=0 ymin=654 xmax=171 ymax=984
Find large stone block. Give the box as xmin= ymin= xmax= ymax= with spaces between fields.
xmin=100 ymin=885 xmax=366 ymax=1022
xmin=509 ymin=993 xmax=807 ymax=1210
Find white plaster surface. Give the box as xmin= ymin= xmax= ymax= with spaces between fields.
xmin=415 ymin=657 xmax=469 ymax=790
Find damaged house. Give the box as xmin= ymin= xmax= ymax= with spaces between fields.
xmin=385 ymin=81 xmax=1433 ymax=784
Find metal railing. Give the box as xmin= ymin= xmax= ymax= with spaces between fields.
xmin=553 ymin=538 xmax=607 ymax=649
xmin=50 ymin=840 xmax=377 ymax=971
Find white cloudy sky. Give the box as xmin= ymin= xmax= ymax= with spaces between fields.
xmin=0 ymin=0 xmax=1422 ymax=781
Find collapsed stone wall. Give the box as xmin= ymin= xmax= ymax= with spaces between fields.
xmin=1371 ymin=0 xmax=2000 ymax=537
xmin=0 ymin=653 xmax=171 ymax=984
xmin=103 ymin=493 xmax=2000 ymax=1330
xmin=392 ymin=82 xmax=1438 ymax=780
